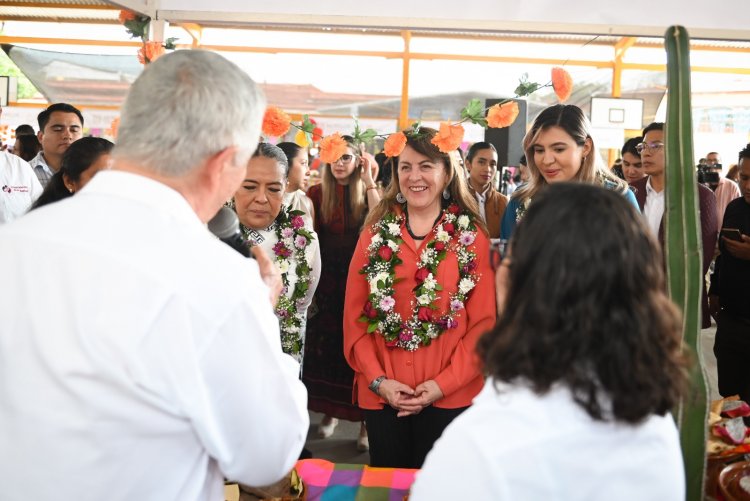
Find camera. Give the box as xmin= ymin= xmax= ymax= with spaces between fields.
xmin=697 ymin=164 xmax=720 ymax=188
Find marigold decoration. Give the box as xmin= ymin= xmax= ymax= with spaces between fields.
xmin=137 ymin=41 xmax=166 ymax=65
xmin=431 ymin=122 xmax=465 ymax=154
xmin=383 ymin=132 xmax=407 ymax=157
xmin=487 ymin=101 xmax=520 ymax=129
xmin=551 ymin=67 xmax=574 ymax=103
xmin=319 ymin=133 xmax=349 ymax=164
xmin=262 ymin=106 xmax=292 ymax=138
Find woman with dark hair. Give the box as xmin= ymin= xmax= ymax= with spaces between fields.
xmin=11 ymin=135 xmax=42 ymax=162
xmin=277 ymin=141 xmax=315 ymax=227
xmin=500 ymin=104 xmax=638 ymax=239
xmin=30 ymin=137 xmax=113 ymax=210
xmin=232 ymin=143 xmax=321 ymax=363
xmin=303 ymin=135 xmax=380 ymax=450
xmin=343 ymin=127 xmax=496 ymax=468
xmin=412 ymin=183 xmax=687 ymax=499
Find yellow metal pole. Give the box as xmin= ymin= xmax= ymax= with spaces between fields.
xmin=609 ymin=37 xmax=637 ymax=167
xmin=399 ymin=31 xmax=411 ymax=131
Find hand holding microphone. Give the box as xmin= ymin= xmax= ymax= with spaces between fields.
xmin=208 ymin=207 xmax=282 ymax=306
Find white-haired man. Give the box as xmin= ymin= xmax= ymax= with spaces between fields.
xmin=0 ymin=50 xmax=309 ymax=500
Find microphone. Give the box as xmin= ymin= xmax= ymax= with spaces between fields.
xmin=208 ymin=207 xmax=253 ymax=258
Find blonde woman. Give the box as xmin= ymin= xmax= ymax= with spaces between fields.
xmin=303 ymin=135 xmax=379 ymax=451
xmin=500 ymin=104 xmax=638 ymax=239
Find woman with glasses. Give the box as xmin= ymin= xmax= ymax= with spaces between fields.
xmin=303 ymin=135 xmax=380 ymax=451
xmin=343 ymin=127 xmax=496 ymax=468
xmin=412 ymin=183 xmax=687 ymax=499
xmin=500 ymin=104 xmax=638 ymax=240
xmin=232 ymin=143 xmax=321 ymax=364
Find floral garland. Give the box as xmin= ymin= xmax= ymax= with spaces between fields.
xmin=242 ymin=206 xmax=314 ymax=358
xmin=358 ymin=203 xmax=479 ymax=351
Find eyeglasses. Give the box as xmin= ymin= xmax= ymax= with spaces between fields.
xmin=635 ymin=142 xmax=664 ymax=155
xmin=333 ymin=154 xmax=354 ymax=164
xmin=489 ymin=238 xmax=508 ymax=270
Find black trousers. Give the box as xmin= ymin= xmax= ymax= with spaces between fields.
xmin=363 ymin=405 xmax=467 ymax=469
xmin=714 ymin=310 xmax=750 ymax=403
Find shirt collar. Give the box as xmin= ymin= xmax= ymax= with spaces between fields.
xmin=646 ymin=177 xmax=663 ymax=196
xmin=80 ymin=170 xmax=205 ymax=230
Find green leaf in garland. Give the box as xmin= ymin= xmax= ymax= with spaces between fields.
xmin=367 ymin=322 xmax=378 ymax=333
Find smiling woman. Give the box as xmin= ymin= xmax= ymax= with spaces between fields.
xmin=499 ymin=104 xmax=638 ymax=240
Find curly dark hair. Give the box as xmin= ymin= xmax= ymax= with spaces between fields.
xmin=477 ymin=183 xmax=687 ymax=424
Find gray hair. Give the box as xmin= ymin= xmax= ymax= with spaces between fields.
xmin=113 ymin=50 xmax=265 ymax=176
xmin=252 ymin=143 xmax=289 ymax=177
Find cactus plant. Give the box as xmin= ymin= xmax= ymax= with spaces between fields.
xmin=664 ymin=25 xmax=708 ymax=500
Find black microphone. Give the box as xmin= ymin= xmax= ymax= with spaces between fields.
xmin=208 ymin=207 xmax=253 ymax=258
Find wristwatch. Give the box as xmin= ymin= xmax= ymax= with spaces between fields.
xmin=368 ymin=375 xmax=386 ymax=396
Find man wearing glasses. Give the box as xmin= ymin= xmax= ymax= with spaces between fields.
xmin=630 ymin=122 xmax=718 ymax=329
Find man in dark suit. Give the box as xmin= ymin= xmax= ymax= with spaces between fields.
xmin=629 ymin=122 xmax=718 ymax=328
xmin=465 ymin=142 xmax=508 ymax=239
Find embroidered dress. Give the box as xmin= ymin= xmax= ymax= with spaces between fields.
xmin=241 ymin=206 xmax=321 ymax=364
xmin=302 ymin=183 xmax=365 ymax=421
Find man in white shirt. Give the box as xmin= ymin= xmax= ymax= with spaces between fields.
xmin=0 ymin=50 xmax=309 ymax=501
xmin=29 ymin=102 xmax=84 ymax=188
xmin=0 ymin=109 xmax=43 ymax=221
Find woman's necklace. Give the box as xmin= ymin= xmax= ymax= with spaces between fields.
xmin=404 ymin=210 xmax=442 ymax=240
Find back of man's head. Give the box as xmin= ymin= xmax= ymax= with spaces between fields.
xmin=37 ymin=103 xmax=84 ymax=131
xmin=113 ymin=50 xmax=265 ymax=177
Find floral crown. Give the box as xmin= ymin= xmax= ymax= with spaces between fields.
xmin=261 ymin=67 xmax=573 ymax=163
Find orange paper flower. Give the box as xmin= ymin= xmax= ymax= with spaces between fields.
xmin=319 ymin=133 xmax=349 ymax=164
xmin=137 ymin=41 xmax=165 ymax=65
xmin=262 ymin=106 xmax=291 ymax=137
xmin=551 ymin=67 xmax=573 ymax=103
xmin=487 ymin=101 xmax=520 ymax=128
xmin=119 ymin=10 xmax=136 ymax=24
xmin=431 ymin=123 xmax=465 ymax=154
xmin=383 ymin=132 xmax=407 ymax=157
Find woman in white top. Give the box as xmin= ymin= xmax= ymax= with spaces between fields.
xmin=278 ymin=142 xmax=315 ymax=228
xmin=411 ymin=183 xmax=688 ymax=500
xmin=233 ymin=143 xmax=321 ymax=364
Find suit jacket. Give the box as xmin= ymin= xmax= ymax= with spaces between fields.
xmin=470 ymin=186 xmax=509 ymax=239
xmin=630 ymin=176 xmax=719 ymax=328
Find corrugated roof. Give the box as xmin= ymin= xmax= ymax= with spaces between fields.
xmin=0 ymin=0 xmax=118 ymax=24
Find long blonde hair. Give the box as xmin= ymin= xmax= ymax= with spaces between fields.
xmin=513 ymin=104 xmax=627 ymax=203
xmin=365 ymin=127 xmax=487 ymax=235
xmin=319 ymin=135 xmax=367 ymax=224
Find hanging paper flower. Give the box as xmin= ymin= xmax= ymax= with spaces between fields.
xmin=137 ymin=41 xmax=165 ymax=65
xmin=118 ymin=10 xmax=137 ymax=23
xmin=319 ymin=133 xmax=349 ymax=164
xmin=431 ymin=122 xmax=465 ymax=154
xmin=487 ymin=101 xmax=520 ymax=128
xmin=294 ymin=129 xmax=310 ymax=148
xmin=110 ymin=117 xmax=120 ymax=139
xmin=551 ymin=67 xmax=574 ymax=103
xmin=262 ymin=106 xmax=291 ymax=137
xmin=383 ymin=131 xmax=407 ymax=157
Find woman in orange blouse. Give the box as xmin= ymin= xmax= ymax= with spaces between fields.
xmin=343 ymin=127 xmax=496 ymax=468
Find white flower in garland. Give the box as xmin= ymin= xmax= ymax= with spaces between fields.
xmin=371 ymin=234 xmax=383 ymax=245
xmin=458 ymin=277 xmax=475 ymax=295
xmin=422 ymin=274 xmax=437 ymax=291
xmin=457 ymin=215 xmax=470 ymax=229
xmin=436 ymin=229 xmax=450 ymax=242
xmin=387 ymin=239 xmax=399 ymax=251
xmin=277 ymin=259 xmax=291 ymax=274
xmin=417 ymin=294 xmax=431 ymax=305
xmin=387 ymin=222 xmax=401 ymax=236
xmin=458 ymin=231 xmax=475 ymax=246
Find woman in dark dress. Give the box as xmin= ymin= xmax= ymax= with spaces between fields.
xmin=303 ymin=135 xmax=379 ymax=451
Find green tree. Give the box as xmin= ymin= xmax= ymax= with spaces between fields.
xmin=0 ymin=51 xmax=40 ymax=100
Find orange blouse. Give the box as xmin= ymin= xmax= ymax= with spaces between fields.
xmin=343 ymin=208 xmax=497 ymax=410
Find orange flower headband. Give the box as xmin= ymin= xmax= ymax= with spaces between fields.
xmin=261 ymin=66 xmax=573 ymax=162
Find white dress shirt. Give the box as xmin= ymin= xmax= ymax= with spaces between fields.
xmin=411 ymin=378 xmax=684 ymax=501
xmin=0 ymin=170 xmax=309 ymax=501
xmin=0 ymin=151 xmax=42 ymax=223
xmin=28 ymin=150 xmax=55 ymax=188
xmin=643 ymin=177 xmax=665 ymax=237
xmin=473 ymin=184 xmax=490 ymax=222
